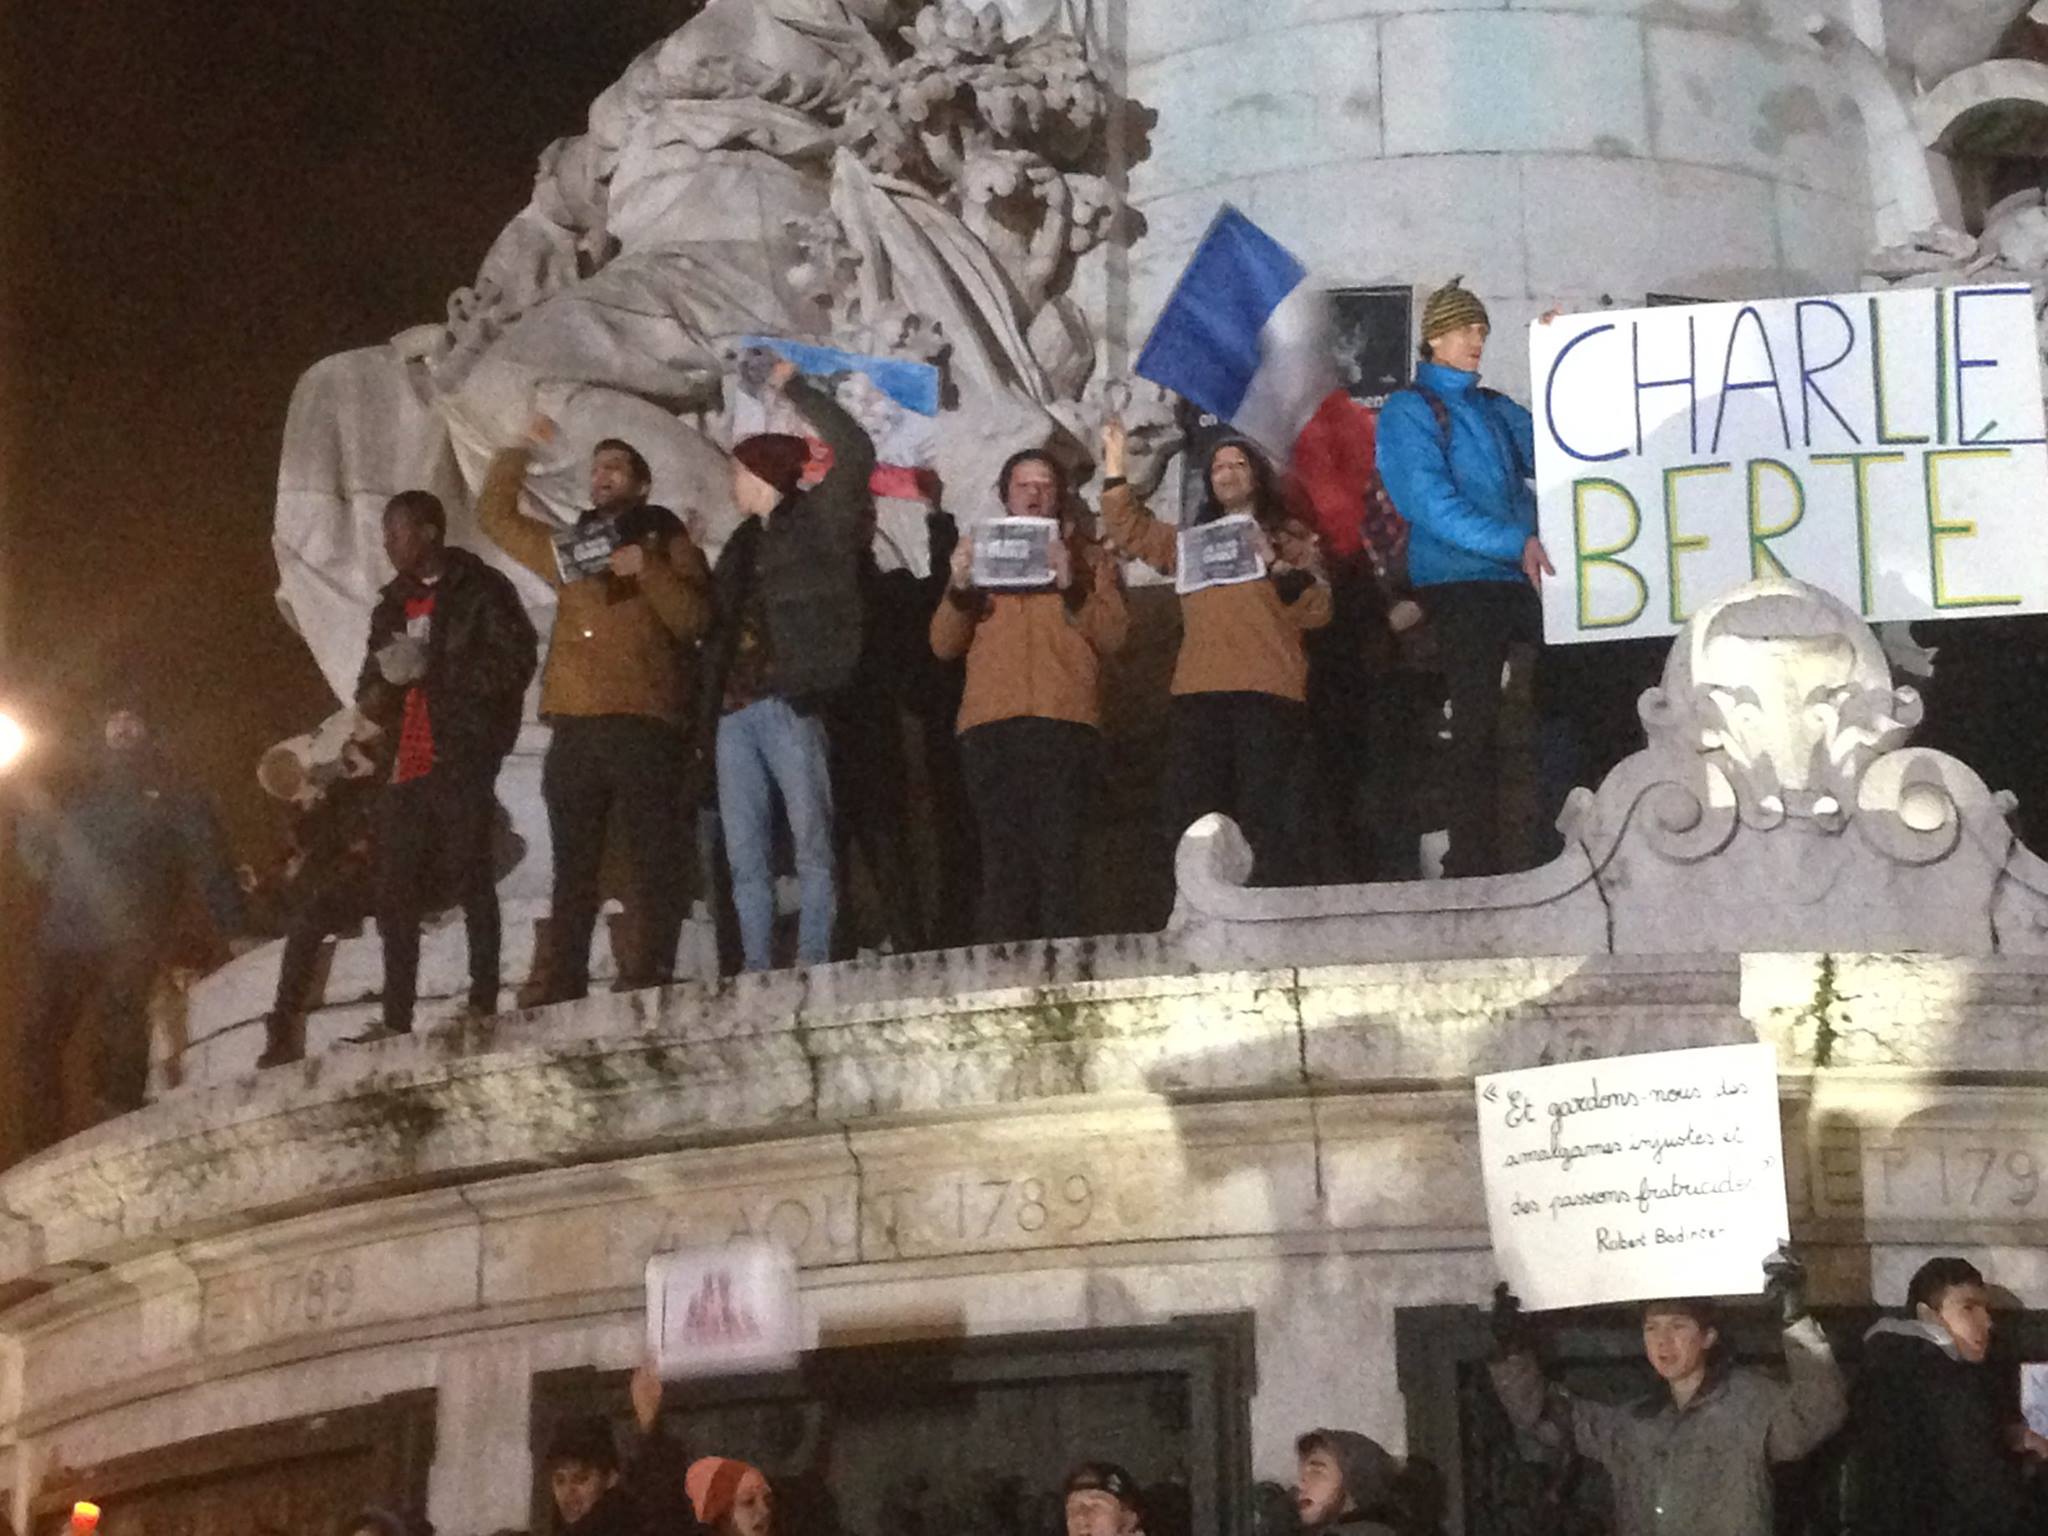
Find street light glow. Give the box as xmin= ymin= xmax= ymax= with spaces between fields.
xmin=0 ymin=711 xmax=27 ymax=773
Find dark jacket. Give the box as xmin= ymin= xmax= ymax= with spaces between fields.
xmin=22 ymin=753 xmax=247 ymax=954
xmin=702 ymin=377 xmax=874 ymax=716
xmin=554 ymin=1427 xmax=705 ymax=1536
xmin=1846 ymin=1318 xmax=2033 ymax=1536
xmin=356 ymin=546 xmax=539 ymax=777
xmin=1491 ymin=1317 xmax=1846 ymax=1536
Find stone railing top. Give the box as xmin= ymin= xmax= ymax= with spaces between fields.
xmin=1170 ymin=578 xmax=2048 ymax=970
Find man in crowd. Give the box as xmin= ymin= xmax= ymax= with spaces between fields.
xmin=933 ymin=449 xmax=1127 ymax=943
xmin=349 ymin=490 xmax=538 ymax=1042
xmin=1293 ymin=1430 xmax=1402 ymax=1534
xmin=700 ymin=352 xmax=873 ymax=972
xmin=1063 ymin=1461 xmax=1146 ymax=1536
xmin=546 ymin=1367 xmax=694 ymax=1536
xmin=18 ymin=700 xmax=247 ymax=1144
xmin=479 ymin=423 xmax=713 ymax=1001
xmin=1489 ymin=1250 xmax=1846 ymax=1536
xmin=1374 ymin=279 xmax=1556 ymax=878
xmin=1847 ymin=1255 xmax=2048 ymax=1535
xmin=255 ymin=714 xmax=382 ymax=1065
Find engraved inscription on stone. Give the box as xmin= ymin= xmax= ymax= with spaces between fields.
xmin=203 ymin=1261 xmax=359 ymax=1354
xmin=712 ymin=1168 xmax=1106 ymax=1266
xmin=1861 ymin=1138 xmax=2048 ymax=1219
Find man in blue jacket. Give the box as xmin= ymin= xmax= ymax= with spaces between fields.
xmin=1375 ymin=279 xmax=1555 ymax=877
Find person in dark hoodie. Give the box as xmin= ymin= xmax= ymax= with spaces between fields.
xmin=546 ymin=1366 xmax=701 ymax=1536
xmin=18 ymin=699 xmax=248 ymax=1142
xmin=348 ymin=490 xmax=539 ymax=1043
xmin=700 ymin=350 xmax=874 ymax=972
xmin=1489 ymin=1249 xmax=1845 ymax=1536
xmin=1294 ymin=1430 xmax=1402 ymax=1535
xmin=1846 ymin=1255 xmax=2048 ymax=1536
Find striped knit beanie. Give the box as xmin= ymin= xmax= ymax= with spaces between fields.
xmin=1421 ymin=277 xmax=1490 ymax=341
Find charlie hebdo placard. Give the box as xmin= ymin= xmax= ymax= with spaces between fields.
xmin=645 ymin=1241 xmax=801 ymax=1378
xmin=1176 ymin=513 xmax=1266 ymax=594
xmin=1532 ymin=285 xmax=2048 ymax=644
xmin=1475 ymin=1042 xmax=1789 ymax=1311
xmin=974 ymin=517 xmax=1058 ymax=588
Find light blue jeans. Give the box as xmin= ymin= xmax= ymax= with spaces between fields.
xmin=716 ymin=698 xmax=837 ymax=970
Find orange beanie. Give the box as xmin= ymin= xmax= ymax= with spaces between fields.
xmin=686 ymin=1456 xmax=769 ymax=1527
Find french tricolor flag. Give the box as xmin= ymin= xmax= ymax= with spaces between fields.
xmin=1135 ymin=206 xmax=1379 ymax=557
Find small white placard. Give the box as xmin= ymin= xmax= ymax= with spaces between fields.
xmin=1475 ymin=1042 xmax=1790 ymax=1311
xmin=645 ymin=1241 xmax=801 ymax=1378
xmin=973 ymin=517 xmax=1059 ymax=588
xmin=1176 ymin=513 xmax=1267 ymax=594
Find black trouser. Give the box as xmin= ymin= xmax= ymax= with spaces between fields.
xmin=827 ymin=687 xmax=926 ymax=955
xmin=541 ymin=715 xmax=685 ymax=994
xmin=377 ymin=768 xmax=500 ymax=1031
xmin=1165 ymin=691 xmax=1309 ymax=886
xmin=1423 ymin=580 xmax=1550 ymax=878
xmin=959 ymin=717 xmax=1099 ymax=943
xmin=24 ymin=942 xmax=159 ymax=1139
xmin=265 ymin=866 xmax=373 ymax=1056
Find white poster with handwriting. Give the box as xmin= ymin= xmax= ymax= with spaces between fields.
xmin=1475 ymin=1042 xmax=1790 ymax=1310
xmin=646 ymin=1241 xmax=801 ymax=1378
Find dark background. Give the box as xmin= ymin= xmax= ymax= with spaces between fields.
xmin=0 ymin=2 xmax=688 ymax=1154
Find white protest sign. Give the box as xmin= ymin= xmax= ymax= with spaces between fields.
xmin=645 ymin=1241 xmax=801 ymax=1378
xmin=1176 ymin=513 xmax=1266 ymax=594
xmin=1475 ymin=1042 xmax=1789 ymax=1311
xmin=1532 ymin=285 xmax=2048 ymax=644
xmin=973 ymin=517 xmax=1058 ymax=588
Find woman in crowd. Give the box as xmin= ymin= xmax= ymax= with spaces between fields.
xmin=1100 ymin=422 xmax=1332 ymax=884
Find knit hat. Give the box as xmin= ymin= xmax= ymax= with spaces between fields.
xmin=732 ymin=434 xmax=810 ymax=497
xmin=686 ymin=1456 xmax=770 ymax=1527
xmin=1420 ymin=277 xmax=1490 ymax=341
xmin=1064 ymin=1462 xmax=1144 ymax=1513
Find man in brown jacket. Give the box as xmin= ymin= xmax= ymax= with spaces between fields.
xmin=477 ymin=425 xmax=713 ymax=1000
xmin=933 ymin=449 xmax=1127 ymax=942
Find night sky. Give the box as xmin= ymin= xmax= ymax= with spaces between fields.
xmin=1 ymin=1 xmax=685 ymax=854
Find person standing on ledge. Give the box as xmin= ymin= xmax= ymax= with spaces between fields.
xmin=1846 ymin=1256 xmax=2048 ymax=1536
xmin=477 ymin=421 xmax=713 ymax=1002
xmin=18 ymin=700 xmax=249 ymax=1143
xmin=347 ymin=490 xmax=537 ymax=1045
xmin=1375 ymin=279 xmax=1557 ymax=878
xmin=933 ymin=446 xmax=1128 ymax=944
xmin=1100 ymin=422 xmax=1331 ymax=888
xmin=1488 ymin=1250 xmax=1846 ymax=1536
xmin=699 ymin=351 xmax=873 ymax=972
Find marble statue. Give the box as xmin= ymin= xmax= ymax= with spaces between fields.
xmin=276 ymin=0 xmax=1124 ymax=704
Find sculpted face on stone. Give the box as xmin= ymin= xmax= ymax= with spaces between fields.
xmin=1654 ymin=580 xmax=1920 ymax=828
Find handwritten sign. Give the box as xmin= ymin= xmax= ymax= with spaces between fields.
xmin=1532 ymin=285 xmax=2048 ymax=643
xmin=1475 ymin=1042 xmax=1789 ymax=1310
xmin=552 ymin=521 xmax=620 ymax=584
xmin=645 ymin=1241 xmax=801 ymax=1378
xmin=1176 ymin=513 xmax=1266 ymax=595
xmin=974 ymin=517 xmax=1058 ymax=588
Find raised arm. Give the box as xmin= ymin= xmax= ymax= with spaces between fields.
xmin=781 ymin=372 xmax=876 ymax=509
xmin=1762 ymin=1316 xmax=1849 ymax=1462
xmin=474 ymin=440 xmax=562 ymax=587
xmin=1097 ymin=418 xmax=1178 ymax=573
xmin=1073 ymin=541 xmax=1129 ymax=654
xmin=930 ymin=533 xmax=985 ymax=662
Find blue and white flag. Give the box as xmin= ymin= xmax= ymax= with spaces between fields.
xmin=1135 ymin=205 xmax=1340 ymax=457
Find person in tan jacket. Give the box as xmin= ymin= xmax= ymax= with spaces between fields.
xmin=1100 ymin=422 xmax=1331 ymax=885
xmin=932 ymin=446 xmax=1127 ymax=942
xmin=476 ymin=423 xmax=712 ymax=1000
